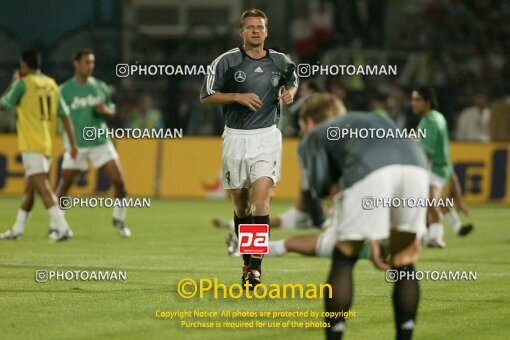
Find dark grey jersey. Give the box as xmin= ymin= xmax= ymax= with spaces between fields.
xmin=298 ymin=112 xmax=428 ymax=197
xmin=200 ymin=47 xmax=298 ymax=130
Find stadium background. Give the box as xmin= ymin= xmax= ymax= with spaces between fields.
xmin=0 ymin=0 xmax=509 ymax=203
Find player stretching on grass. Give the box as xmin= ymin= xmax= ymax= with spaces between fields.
xmin=54 ymin=49 xmax=131 ymax=238
xmin=298 ymin=100 xmax=429 ymax=339
xmin=200 ymin=9 xmax=298 ymax=286
xmin=0 ymin=49 xmax=78 ymax=242
xmin=412 ymin=87 xmax=471 ymax=248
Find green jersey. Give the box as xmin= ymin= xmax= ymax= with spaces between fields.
xmin=60 ymin=77 xmax=114 ymax=147
xmin=417 ymin=110 xmax=452 ymax=181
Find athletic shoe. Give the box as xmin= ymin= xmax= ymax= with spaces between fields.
xmin=213 ymin=218 xmax=233 ymax=229
xmin=426 ymin=238 xmax=446 ymax=248
xmin=0 ymin=229 xmax=23 ymax=240
xmin=244 ymin=269 xmax=261 ymax=289
xmin=113 ymin=219 xmax=131 ymax=238
xmin=458 ymin=224 xmax=474 ymax=236
xmin=226 ymin=233 xmax=239 ymax=256
xmin=48 ymin=228 xmax=73 ymax=242
xmin=241 ymin=265 xmax=248 ymax=281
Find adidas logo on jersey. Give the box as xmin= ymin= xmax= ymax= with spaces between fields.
xmin=254 ymin=67 xmax=263 ymax=73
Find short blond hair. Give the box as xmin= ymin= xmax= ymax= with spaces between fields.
xmin=240 ymin=9 xmax=268 ymax=28
xmin=299 ymin=93 xmax=346 ymax=124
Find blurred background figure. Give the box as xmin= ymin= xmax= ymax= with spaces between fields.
xmin=286 ymin=79 xmax=321 ymax=136
xmin=455 ymin=89 xmax=491 ymax=142
xmin=127 ymin=94 xmax=164 ymax=130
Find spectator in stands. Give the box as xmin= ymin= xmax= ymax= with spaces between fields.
xmin=127 ymin=95 xmax=164 ymax=130
xmin=456 ymin=90 xmax=491 ymax=142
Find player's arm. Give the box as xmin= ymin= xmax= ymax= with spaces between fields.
xmin=278 ymin=54 xmax=298 ymax=105
xmin=95 ymin=82 xmax=115 ymax=118
xmin=201 ymin=92 xmax=263 ymax=112
xmin=58 ymin=95 xmax=78 ymax=160
xmin=0 ymin=75 xmax=25 ymax=112
xmin=199 ymin=54 xmax=262 ymax=112
xmin=449 ymin=169 xmax=469 ymax=215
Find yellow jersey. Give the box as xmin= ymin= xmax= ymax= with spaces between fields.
xmin=0 ymin=72 xmax=69 ymax=157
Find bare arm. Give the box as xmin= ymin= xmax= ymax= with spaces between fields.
xmin=201 ymin=92 xmax=263 ymax=112
xmin=61 ymin=115 xmax=79 ymax=160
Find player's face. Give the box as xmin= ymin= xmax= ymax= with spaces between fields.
xmin=74 ymin=54 xmax=95 ymax=77
xmin=240 ymin=17 xmax=267 ymax=47
xmin=19 ymin=61 xmax=29 ymax=76
xmin=411 ymin=91 xmax=429 ymax=115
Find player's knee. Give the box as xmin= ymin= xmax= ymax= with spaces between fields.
xmin=251 ymin=200 xmax=269 ymax=215
xmin=391 ymin=239 xmax=421 ymax=267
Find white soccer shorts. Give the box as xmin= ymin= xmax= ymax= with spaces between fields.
xmin=62 ymin=140 xmax=119 ymax=171
xmin=22 ymin=152 xmax=51 ymax=177
xmin=221 ymin=125 xmax=282 ymax=189
xmin=331 ymin=164 xmax=429 ymax=241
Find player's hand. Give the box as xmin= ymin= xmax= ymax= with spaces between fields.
xmin=94 ymin=103 xmax=114 ymax=117
xmin=70 ymin=145 xmax=79 ymax=160
xmin=278 ymin=86 xmax=294 ymax=105
xmin=368 ymin=239 xmax=390 ymax=271
xmin=234 ymin=93 xmax=263 ymax=112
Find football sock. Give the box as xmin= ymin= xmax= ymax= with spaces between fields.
xmin=12 ymin=209 xmax=30 ymax=234
xmin=444 ymin=209 xmax=462 ymax=233
xmin=234 ymin=213 xmax=253 ymax=266
xmin=113 ymin=206 xmax=127 ymax=222
xmin=428 ymin=223 xmax=444 ymax=241
xmin=268 ymin=239 xmax=287 ymax=256
xmin=392 ymin=264 xmax=419 ymax=340
xmin=48 ymin=205 xmax=71 ymax=233
xmin=248 ymin=215 xmax=269 ymax=273
xmin=325 ymin=246 xmax=358 ymax=340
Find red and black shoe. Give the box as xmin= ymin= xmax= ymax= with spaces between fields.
xmin=243 ymin=269 xmax=261 ymax=289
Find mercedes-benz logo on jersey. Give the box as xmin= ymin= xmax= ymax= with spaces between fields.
xmin=234 ymin=71 xmax=246 ymax=82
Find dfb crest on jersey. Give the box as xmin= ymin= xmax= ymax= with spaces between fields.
xmin=271 ymin=74 xmax=280 ymax=87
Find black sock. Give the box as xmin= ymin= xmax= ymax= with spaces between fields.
xmin=393 ymin=264 xmax=419 ymax=340
xmin=325 ymin=246 xmax=358 ymax=340
xmin=234 ymin=213 xmax=252 ymax=266
xmin=248 ymin=215 xmax=269 ymax=273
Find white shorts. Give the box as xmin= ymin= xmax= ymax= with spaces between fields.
xmin=429 ymin=172 xmax=445 ymax=191
xmin=22 ymin=152 xmax=51 ymax=177
xmin=331 ymin=164 xmax=429 ymax=241
xmin=62 ymin=141 xmax=119 ymax=171
xmin=316 ymin=226 xmax=337 ymax=258
xmin=221 ymin=125 xmax=282 ymax=189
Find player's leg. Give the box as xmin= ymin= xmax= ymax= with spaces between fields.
xmin=426 ymin=183 xmax=445 ymax=247
xmin=387 ymin=164 xmax=428 ymax=340
xmin=442 ymin=204 xmax=473 ymax=236
xmin=247 ymin=176 xmax=273 ymax=283
xmin=389 ymin=231 xmax=421 ymax=340
xmin=228 ymin=188 xmax=252 ymax=279
xmin=0 ymin=177 xmax=35 ymax=239
xmin=30 ymin=173 xmax=73 ymax=241
xmin=55 ymin=169 xmax=80 ymax=198
xmin=102 ymin=158 xmax=131 ymax=237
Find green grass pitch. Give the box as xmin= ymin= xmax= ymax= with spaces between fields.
xmin=0 ymin=197 xmax=509 ymax=339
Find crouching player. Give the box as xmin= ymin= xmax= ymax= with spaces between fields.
xmin=299 ymin=100 xmax=429 ymax=339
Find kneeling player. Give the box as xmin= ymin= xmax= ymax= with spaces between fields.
xmin=298 ymin=95 xmax=429 ymax=339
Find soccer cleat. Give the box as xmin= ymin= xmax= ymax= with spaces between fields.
xmin=0 ymin=229 xmax=23 ymax=240
xmin=226 ymin=233 xmax=239 ymax=256
xmin=244 ymin=269 xmax=261 ymax=289
xmin=113 ymin=219 xmax=131 ymax=238
xmin=48 ymin=228 xmax=73 ymax=242
xmin=241 ymin=265 xmax=248 ymax=281
xmin=458 ymin=224 xmax=474 ymax=237
xmin=213 ymin=218 xmax=233 ymax=229
xmin=425 ymin=238 xmax=446 ymax=248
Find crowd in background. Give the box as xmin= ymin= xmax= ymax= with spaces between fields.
xmin=0 ymin=0 xmax=509 ymax=141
